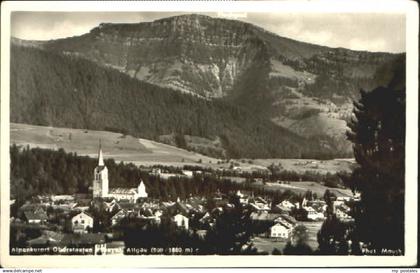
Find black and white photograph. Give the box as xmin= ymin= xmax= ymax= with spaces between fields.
xmin=0 ymin=0 xmax=418 ymax=268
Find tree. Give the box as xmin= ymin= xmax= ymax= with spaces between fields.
xmin=345 ymin=85 xmax=405 ymax=252
xmin=317 ymin=215 xmax=351 ymax=255
xmin=283 ymin=225 xmax=313 ymax=255
xmin=316 ymin=189 xmax=350 ymax=254
xmin=202 ymin=200 xmax=256 ymax=254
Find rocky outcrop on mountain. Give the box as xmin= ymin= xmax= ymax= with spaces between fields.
xmin=37 ymin=14 xmax=398 ymax=99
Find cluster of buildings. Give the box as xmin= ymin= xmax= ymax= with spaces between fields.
xmin=243 ymin=191 xmax=354 ymax=241
xmin=10 ymin=144 xmax=355 ymax=254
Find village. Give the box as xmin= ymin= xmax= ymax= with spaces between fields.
xmin=10 ymin=145 xmax=357 ymax=255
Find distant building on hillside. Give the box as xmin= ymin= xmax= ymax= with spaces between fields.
xmin=92 ymin=142 xmax=148 ymax=202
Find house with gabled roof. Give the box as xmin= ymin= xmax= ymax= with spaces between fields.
xmin=104 ymin=199 xmax=121 ymax=213
xmin=250 ymin=211 xmax=283 ymax=224
xmin=111 ymin=209 xmax=128 ymax=226
xmin=274 ymin=214 xmax=297 ymax=229
xmin=303 ymin=205 xmax=325 ymax=221
xmin=173 ymin=214 xmax=189 ymax=230
xmin=23 ymin=208 xmax=48 ymax=224
xmin=71 ymin=211 xmax=94 ymax=233
xmin=270 ymin=222 xmax=293 ymax=239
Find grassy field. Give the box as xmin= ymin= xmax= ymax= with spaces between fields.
xmin=224 ymin=177 xmax=353 ymax=198
xmin=252 ymin=158 xmax=355 ymax=174
xmin=10 ymin=123 xmax=356 ymax=181
xmin=10 ymin=123 xmax=218 ymax=167
xmin=263 ymin=181 xmax=353 ymax=198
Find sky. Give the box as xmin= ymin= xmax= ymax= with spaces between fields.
xmin=11 ymin=12 xmax=406 ymax=53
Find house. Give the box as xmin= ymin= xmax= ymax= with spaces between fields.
xmin=111 ymin=209 xmax=128 ymax=226
xmin=335 ymin=208 xmax=352 ymax=220
xmin=137 ymin=208 xmax=162 ymax=225
xmin=73 ymin=204 xmax=90 ymax=212
xmin=303 ymin=206 xmax=325 ymax=221
xmin=249 ymin=202 xmax=270 ymax=212
xmin=186 ymin=198 xmax=205 ymax=213
xmin=71 ymin=211 xmax=94 ymax=233
xmin=51 ymin=195 xmax=74 ymax=202
xmin=307 ymin=200 xmax=327 ymax=213
xmin=250 ymin=211 xmax=282 ymax=223
xmin=23 ymin=208 xmax=48 ymax=224
xmin=199 ymin=212 xmax=211 ymax=223
xmin=337 ymin=196 xmax=351 ymax=202
xmin=182 ymin=170 xmax=194 ymax=178
xmin=199 ymin=212 xmax=216 ymax=228
xmin=270 ymin=223 xmax=292 ymax=239
xmin=175 ymin=202 xmax=190 ymax=215
xmin=150 ymin=168 xmax=183 ymax=180
xmin=255 ymin=197 xmax=268 ymax=204
xmin=274 ymin=214 xmax=297 ymax=229
xmin=118 ymin=201 xmax=138 ymax=213
xmin=272 ymin=203 xmax=292 ymax=214
xmin=173 ymin=214 xmax=189 ymax=230
xmin=153 ymin=210 xmax=163 ymax=224
xmin=104 ymin=199 xmax=121 ymax=213
xmin=280 ymin=200 xmax=295 ymax=209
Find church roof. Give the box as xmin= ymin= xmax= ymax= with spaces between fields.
xmin=98 ymin=142 xmax=104 ymax=166
xmin=109 ymin=188 xmax=137 ymax=195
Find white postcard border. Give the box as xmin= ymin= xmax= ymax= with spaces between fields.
xmin=1 ymin=0 xmax=418 ymax=268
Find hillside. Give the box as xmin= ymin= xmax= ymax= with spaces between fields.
xmin=10 ymin=14 xmax=405 ymax=158
xmin=10 ymin=123 xmax=356 ymax=174
xmin=11 ymin=45 xmax=340 ymax=159
xmin=10 ymin=123 xmax=217 ymax=166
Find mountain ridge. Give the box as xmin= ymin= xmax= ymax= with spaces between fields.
xmin=10 ymin=14 xmax=404 ymax=158
xmin=11 ymin=44 xmax=346 ymax=159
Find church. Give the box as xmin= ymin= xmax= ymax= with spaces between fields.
xmin=93 ymin=143 xmax=148 ymax=202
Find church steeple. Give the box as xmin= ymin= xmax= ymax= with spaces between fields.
xmin=98 ymin=139 xmax=104 ymax=166
xmin=93 ymin=139 xmax=108 ymax=198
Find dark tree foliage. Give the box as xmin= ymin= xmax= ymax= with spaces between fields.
xmin=116 ymin=217 xmax=203 ymax=254
xmin=201 ymin=197 xmax=258 ymax=255
xmin=283 ymin=225 xmax=313 ymax=255
xmin=315 ymin=56 xmax=406 ymax=255
xmin=345 ymin=85 xmax=405 ymax=253
xmin=317 ymin=215 xmax=352 ymax=255
xmin=10 ymin=146 xmax=306 ymax=211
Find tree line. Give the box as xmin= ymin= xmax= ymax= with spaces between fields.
xmin=10 ymin=145 xmax=307 ymax=208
